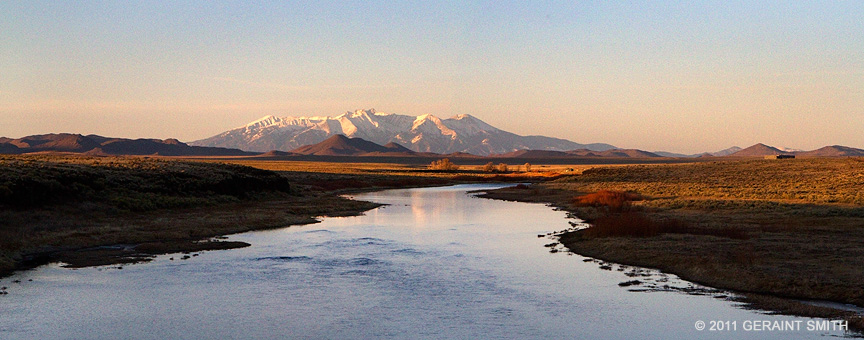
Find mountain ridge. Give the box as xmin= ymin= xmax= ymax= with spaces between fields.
xmin=727 ymin=143 xmax=789 ymax=157
xmin=291 ymin=134 xmax=417 ymax=156
xmin=796 ymin=145 xmax=864 ymax=157
xmin=191 ymin=109 xmax=617 ymax=155
xmin=0 ymin=133 xmax=254 ymax=156
xmin=290 ymin=136 xmax=665 ymax=159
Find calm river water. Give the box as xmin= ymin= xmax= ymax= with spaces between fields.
xmin=0 ymin=184 xmax=855 ymax=339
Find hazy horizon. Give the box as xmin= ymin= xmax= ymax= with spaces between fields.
xmin=2 ymin=1 xmax=862 ymax=154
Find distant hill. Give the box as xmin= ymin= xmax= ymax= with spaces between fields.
xmin=192 ymin=109 xmax=616 ymax=155
xmin=3 ymin=134 xmax=101 ymax=153
xmin=492 ymin=150 xmax=571 ymax=158
xmin=0 ymin=142 xmax=21 ymax=154
xmin=291 ymin=134 xmax=417 ymax=156
xmin=710 ymin=146 xmax=743 ymax=157
xmin=653 ymin=146 xmax=742 ymax=158
xmin=258 ymin=150 xmax=296 ymax=157
xmin=0 ymin=133 xmax=254 ymax=156
xmin=493 ymin=148 xmax=661 ymax=158
xmin=292 ymin=136 xmax=666 ymax=159
xmin=567 ymin=149 xmax=661 ymax=158
xmin=652 ymin=151 xmax=693 ymax=158
xmin=727 ymin=143 xmax=788 ymax=157
xmin=724 ymin=143 xmax=864 ymax=158
xmin=797 ymin=145 xmax=864 ymax=157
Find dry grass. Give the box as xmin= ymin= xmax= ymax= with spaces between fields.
xmin=552 ymin=158 xmax=864 ymax=205
xmin=0 ymin=155 xmax=292 ymax=209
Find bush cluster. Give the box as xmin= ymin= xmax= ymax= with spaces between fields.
xmin=573 ymin=190 xmax=642 ymax=210
xmin=481 ymin=162 xmax=511 ymax=173
xmin=429 ymin=158 xmax=459 ymax=171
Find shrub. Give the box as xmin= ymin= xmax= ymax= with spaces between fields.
xmin=429 ymin=158 xmax=459 ymax=171
xmin=496 ymin=163 xmax=509 ymax=172
xmin=524 ymin=163 xmax=532 ymax=172
xmin=482 ymin=162 xmax=495 ymax=172
xmin=574 ymin=190 xmax=643 ymax=210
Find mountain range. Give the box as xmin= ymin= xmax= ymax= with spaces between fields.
xmin=0 ymin=134 xmax=253 ymax=156
xmin=491 ymin=149 xmax=661 ymax=158
xmin=283 ymin=135 xmax=661 ymax=159
xmin=653 ymin=146 xmax=743 ymax=158
xmin=725 ymin=143 xmax=787 ymax=157
xmin=798 ymin=145 xmax=864 ymax=157
xmin=2 ymin=131 xmax=863 ymax=161
xmin=191 ymin=109 xmax=616 ymax=156
xmin=283 ymin=137 xmax=864 ymax=160
xmin=723 ymin=143 xmax=864 ymax=158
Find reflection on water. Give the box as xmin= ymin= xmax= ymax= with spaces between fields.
xmin=0 ymin=184 xmax=855 ymax=339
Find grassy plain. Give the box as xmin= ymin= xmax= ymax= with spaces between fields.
xmin=481 ymin=158 xmax=864 ymax=327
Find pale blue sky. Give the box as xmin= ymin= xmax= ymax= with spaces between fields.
xmin=1 ymin=1 xmax=862 ymax=153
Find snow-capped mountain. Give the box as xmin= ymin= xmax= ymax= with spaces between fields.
xmin=191 ymin=109 xmax=615 ymax=155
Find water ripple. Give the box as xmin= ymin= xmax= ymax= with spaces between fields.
xmin=255 ymin=256 xmax=312 ymax=262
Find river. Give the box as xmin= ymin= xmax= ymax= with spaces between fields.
xmin=0 ymin=184 xmax=854 ymax=339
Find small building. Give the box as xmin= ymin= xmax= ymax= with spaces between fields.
xmin=764 ymin=154 xmax=795 ymax=159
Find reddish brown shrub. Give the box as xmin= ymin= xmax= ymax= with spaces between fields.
xmin=574 ymin=190 xmax=643 ymax=210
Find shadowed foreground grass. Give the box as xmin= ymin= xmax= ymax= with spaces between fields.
xmin=480 ymin=158 xmax=864 ymax=329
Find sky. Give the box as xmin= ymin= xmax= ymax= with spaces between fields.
xmin=1 ymin=1 xmax=862 ymax=153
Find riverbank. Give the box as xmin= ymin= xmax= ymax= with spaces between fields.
xmin=0 ymin=155 xmax=546 ymax=277
xmin=479 ymin=158 xmax=864 ymax=329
